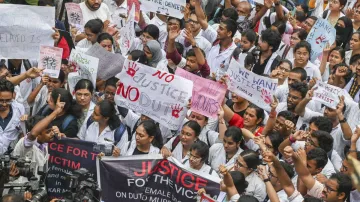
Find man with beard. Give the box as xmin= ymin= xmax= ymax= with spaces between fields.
xmin=0 ymin=79 xmax=25 ymax=155
xmin=80 ymin=0 xmax=111 ymax=25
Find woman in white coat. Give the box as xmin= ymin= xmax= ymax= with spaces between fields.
xmin=161 ymin=120 xmax=201 ymax=162
xmin=74 ymin=79 xmax=96 ymax=128
xmin=121 ymin=120 xmax=163 ymax=156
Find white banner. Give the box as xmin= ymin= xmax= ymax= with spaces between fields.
xmin=313 ymin=80 xmax=344 ymax=109
xmin=69 ymin=49 xmax=99 ymax=89
xmin=0 ymin=4 xmax=55 ymax=59
xmin=120 ymin=3 xmax=136 ymax=56
xmin=65 ymin=3 xmax=84 ymax=31
xmin=226 ymin=59 xmax=278 ymax=111
xmin=39 ymin=45 xmax=63 ymax=78
xmin=115 ymin=59 xmax=193 ymax=130
xmin=140 ymin=0 xmax=186 ymax=19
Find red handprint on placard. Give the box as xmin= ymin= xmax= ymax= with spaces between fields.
xmin=315 ymin=35 xmax=326 ymax=44
xmin=261 ymin=89 xmax=272 ymax=104
xmin=171 ymin=104 xmax=183 ymax=118
xmin=126 ymin=61 xmax=139 ymax=77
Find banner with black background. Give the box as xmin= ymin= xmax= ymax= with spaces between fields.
xmin=97 ymin=155 xmax=221 ymax=202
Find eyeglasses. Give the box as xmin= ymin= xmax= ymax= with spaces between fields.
xmin=276 ymin=65 xmax=291 ymax=72
xmin=0 ymin=99 xmax=13 ymax=105
xmin=235 ymin=160 xmax=248 ymax=169
xmin=305 ymin=136 xmax=317 ymax=147
xmin=324 ymin=184 xmax=337 ymax=193
xmin=187 ymin=19 xmax=199 ymax=24
xmin=187 ymin=153 xmax=202 ymax=162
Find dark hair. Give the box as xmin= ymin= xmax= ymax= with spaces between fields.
xmin=308 ymin=16 xmax=318 ymax=21
xmin=309 ymin=116 xmax=333 ymax=133
xmin=51 ymin=88 xmax=83 ymax=118
xmin=230 ymin=171 xmax=248 ymax=194
xmin=105 ymin=77 xmax=119 ymax=88
xmin=242 ymin=29 xmax=257 ymax=43
xmin=290 ymin=67 xmax=307 ymax=81
xmin=330 ymin=173 xmax=352 ymax=200
xmin=143 ymin=24 xmax=160 ymax=40
xmin=311 ymin=130 xmax=334 ymax=153
xmin=75 ymin=79 xmax=94 ymax=94
xmin=294 ymin=41 xmax=311 ymax=54
xmin=349 ymin=54 xmax=360 ymax=65
xmin=186 ymin=48 xmax=206 ymax=58
xmin=25 ymin=115 xmax=51 ymax=133
xmin=190 ymin=141 xmax=209 ymax=162
xmin=289 ymin=82 xmax=308 ymax=98
xmin=168 ymin=17 xmax=184 ymax=29
xmin=280 ymin=161 xmax=295 ymax=179
xmin=260 ymin=29 xmax=282 ymax=52
xmin=303 ymin=196 xmax=323 ymax=202
xmin=97 ymin=100 xmax=120 ymax=130
xmin=129 ymin=50 xmax=147 ymax=65
xmin=293 ymin=29 xmax=308 ymax=40
xmin=330 ymin=46 xmax=346 ymax=60
xmin=183 ymin=120 xmax=202 ymax=136
xmin=1 ymin=194 xmax=24 ymax=202
xmin=271 ymin=21 xmax=286 ymax=36
xmin=84 ymin=19 xmax=103 ymax=34
xmin=175 ymin=42 xmax=184 ymax=55
xmin=278 ymin=59 xmax=293 ymax=70
xmin=307 ymin=148 xmax=329 ymax=169
xmin=57 ymin=70 xmax=66 ymax=84
xmin=267 ymin=131 xmax=284 ymax=153
xmin=237 ymin=195 xmax=259 ymax=202
xmin=295 ymin=11 xmax=306 ymax=22
xmin=278 ymin=111 xmax=296 ymax=123
xmin=0 ymin=79 xmax=14 ymax=93
xmin=97 ymin=32 xmax=114 ymax=44
xmin=222 ymin=7 xmax=239 ymax=21
xmin=240 ymin=150 xmax=261 ymax=170
xmin=339 ymin=0 xmax=347 ymax=6
xmin=138 ymin=120 xmax=163 ymax=149
xmin=222 ymin=19 xmax=238 ymax=38
xmin=224 ymin=127 xmax=244 ymax=143
xmin=247 ymin=104 xmax=265 ymax=125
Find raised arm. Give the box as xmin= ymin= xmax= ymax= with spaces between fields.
xmin=218 ymin=164 xmax=239 ymax=198
xmin=194 ymin=0 xmax=208 ymax=30
xmin=218 ymin=105 xmax=227 ymax=141
xmin=258 ymin=165 xmax=280 ymax=202
xmin=294 ymin=87 xmax=314 ymax=117
xmin=252 ymin=0 xmax=273 ymax=27
xmin=27 ymin=76 xmax=48 ymax=104
xmin=262 ymin=96 xmax=278 ymax=136
xmin=7 ymin=67 xmax=43 ymax=86
xmin=337 ymin=96 xmax=353 ymax=140
xmin=273 ymin=0 xmax=285 ymax=21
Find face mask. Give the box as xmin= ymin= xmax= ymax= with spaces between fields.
xmin=237 ymin=15 xmax=246 ymax=23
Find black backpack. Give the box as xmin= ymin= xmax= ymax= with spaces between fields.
xmin=86 ymin=117 xmax=127 ymax=145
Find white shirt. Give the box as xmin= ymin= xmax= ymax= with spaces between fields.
xmin=0 ymin=102 xmax=25 ymax=154
xmin=275 ymin=85 xmax=289 ymax=103
xmin=312 ymin=0 xmax=324 ymax=17
xmin=198 ymin=128 xmax=219 ymax=146
xmin=178 ymin=29 xmax=212 ymax=56
xmin=211 ymin=23 xmax=241 ymax=43
xmin=331 ymin=124 xmax=350 ymax=160
xmin=245 ymin=172 xmax=267 ymax=202
xmin=183 ymin=159 xmax=219 ymax=178
xmin=268 ymin=190 xmax=289 ymax=202
xmin=164 ymin=136 xmax=189 ymax=162
xmin=345 ymin=50 xmax=352 ymax=65
xmin=291 ymin=59 xmax=321 ymax=80
xmin=208 ymin=143 xmax=243 ymax=172
xmin=76 ymin=38 xmax=93 ymax=50
xmin=149 ymin=15 xmax=168 ymax=49
xmin=121 ymin=140 xmax=160 ymax=156
xmin=79 ymin=2 xmax=111 ymax=24
xmin=321 ymin=62 xmax=331 ymax=82
xmin=103 ymin=0 xmax=127 ymax=29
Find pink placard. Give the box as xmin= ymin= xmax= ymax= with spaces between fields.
xmin=176 ymin=68 xmax=227 ymax=118
xmin=39 ymin=45 xmax=63 ymax=78
xmin=65 ymin=3 xmax=83 ymax=29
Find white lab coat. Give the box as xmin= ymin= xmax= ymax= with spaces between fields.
xmin=121 ymin=140 xmax=160 ymax=156
xmin=208 ymin=143 xmax=243 ymax=172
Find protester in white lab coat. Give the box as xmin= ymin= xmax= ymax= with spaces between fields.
xmin=74 ymin=79 xmax=96 ymax=129
xmin=161 ymin=120 xmax=201 ymax=162
xmin=121 ymin=120 xmax=163 ymax=156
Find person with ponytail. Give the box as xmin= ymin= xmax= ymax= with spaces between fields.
xmin=120 ymin=120 xmax=163 ymax=156
xmin=37 ymin=88 xmax=82 ymax=138
xmin=78 ymin=100 xmax=128 ymax=157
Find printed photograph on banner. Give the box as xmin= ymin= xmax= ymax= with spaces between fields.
xmin=226 ymin=59 xmax=278 ymax=111
xmin=120 ymin=3 xmax=136 ymax=56
xmin=69 ymin=49 xmax=99 ymax=87
xmin=0 ymin=4 xmax=55 ymax=59
xmin=86 ymin=43 xmax=125 ymax=80
xmin=97 ymin=155 xmax=220 ymax=202
xmin=65 ymin=3 xmax=84 ymax=31
xmin=306 ymin=18 xmax=336 ymax=62
xmin=114 ymin=59 xmax=193 ymax=130
xmin=313 ymin=80 xmax=344 ymax=109
xmin=140 ymin=0 xmax=186 ymax=19
xmin=176 ymin=68 xmax=227 ymax=118
xmin=39 ymin=45 xmax=63 ymax=78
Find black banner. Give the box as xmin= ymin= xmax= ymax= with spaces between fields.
xmin=46 ymin=138 xmax=97 ymax=199
xmin=98 ymin=155 xmax=221 ymax=202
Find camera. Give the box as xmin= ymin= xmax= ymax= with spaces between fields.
xmin=93 ymin=144 xmax=113 ymax=156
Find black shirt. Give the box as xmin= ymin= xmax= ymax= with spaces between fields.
xmin=226 ymin=100 xmax=246 ymax=117
xmin=252 ymin=53 xmax=271 ymax=75
xmin=133 ymin=147 xmax=149 ymax=155
xmin=0 ymin=106 xmax=13 ymax=130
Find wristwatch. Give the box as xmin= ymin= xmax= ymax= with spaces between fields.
xmin=339 ymin=118 xmax=347 ymax=123
xmin=192 ymin=43 xmax=198 ymax=48
xmin=264 ymin=178 xmax=270 ymax=182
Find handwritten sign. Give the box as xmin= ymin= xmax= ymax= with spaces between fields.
xmin=86 ymin=43 xmax=125 ymax=80
xmin=120 ymin=3 xmax=136 ymax=56
xmin=226 ymin=59 xmax=278 ymax=111
xmin=140 ymin=0 xmax=186 ymax=19
xmin=313 ymin=80 xmax=343 ymax=109
xmin=176 ymin=68 xmax=226 ymax=118
xmin=39 ymin=45 xmax=63 ymax=78
xmin=306 ymin=18 xmax=336 ymax=62
xmin=0 ymin=4 xmax=55 ymax=59
xmin=128 ymin=0 xmax=140 ymax=22
xmin=69 ymin=49 xmax=99 ymax=88
xmin=65 ymin=3 xmax=83 ymax=31
xmin=114 ymin=59 xmax=193 ymax=130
